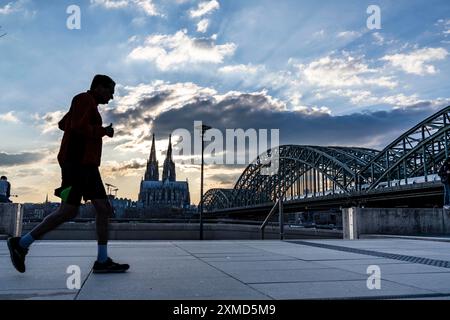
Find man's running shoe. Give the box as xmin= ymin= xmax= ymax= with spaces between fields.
xmin=7 ymin=237 xmax=28 ymax=273
xmin=93 ymin=257 xmax=130 ymax=273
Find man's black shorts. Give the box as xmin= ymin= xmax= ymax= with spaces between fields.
xmin=55 ymin=163 xmax=108 ymax=206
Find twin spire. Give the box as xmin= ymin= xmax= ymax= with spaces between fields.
xmin=144 ymin=134 xmax=176 ymax=182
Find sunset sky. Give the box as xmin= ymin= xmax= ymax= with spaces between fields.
xmin=1 ymin=0 xmax=449 ymax=204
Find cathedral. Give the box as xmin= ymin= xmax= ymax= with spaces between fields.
xmin=138 ymin=134 xmax=191 ymax=209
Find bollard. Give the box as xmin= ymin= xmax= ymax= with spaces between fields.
xmin=0 ymin=203 xmax=24 ymax=237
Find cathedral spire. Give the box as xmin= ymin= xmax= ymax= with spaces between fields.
xmin=144 ymin=133 xmax=159 ymax=181
xmin=149 ymin=134 xmax=157 ymax=163
xmin=167 ymin=134 xmax=172 ymax=159
xmin=163 ymin=134 xmax=176 ymax=182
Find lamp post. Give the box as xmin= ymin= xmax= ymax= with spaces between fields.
xmin=199 ymin=124 xmax=212 ymax=240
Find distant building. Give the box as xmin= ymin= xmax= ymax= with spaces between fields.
xmin=110 ymin=196 xmax=137 ymax=218
xmin=78 ymin=197 xmax=137 ymax=219
xmin=23 ymin=195 xmax=59 ymax=220
xmin=138 ymin=134 xmax=191 ymax=209
xmin=23 ymin=194 xmax=137 ymax=220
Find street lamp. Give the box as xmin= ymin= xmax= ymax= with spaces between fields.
xmin=199 ymin=124 xmax=212 ymax=240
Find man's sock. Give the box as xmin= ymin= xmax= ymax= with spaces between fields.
xmin=19 ymin=233 xmax=35 ymax=249
xmin=97 ymin=245 xmax=108 ymax=263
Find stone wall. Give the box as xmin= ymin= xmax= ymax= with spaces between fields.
xmin=343 ymin=207 xmax=450 ymax=239
xmin=22 ymin=222 xmax=342 ymax=240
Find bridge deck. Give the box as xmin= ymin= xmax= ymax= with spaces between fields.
xmin=211 ymin=181 xmax=444 ymax=216
xmin=1 ymin=239 xmax=450 ymax=300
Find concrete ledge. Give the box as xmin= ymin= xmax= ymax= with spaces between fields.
xmin=22 ymin=222 xmax=342 ymax=240
xmin=0 ymin=204 xmax=23 ymax=237
xmin=343 ymin=207 xmax=450 ymax=239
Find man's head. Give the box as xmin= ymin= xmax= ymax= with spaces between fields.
xmin=90 ymin=75 xmax=115 ymax=105
xmin=0 ymin=176 xmax=7 ymax=181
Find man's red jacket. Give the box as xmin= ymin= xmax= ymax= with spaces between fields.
xmin=57 ymin=91 xmax=107 ymax=167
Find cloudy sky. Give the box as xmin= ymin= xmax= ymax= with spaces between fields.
xmin=0 ymin=0 xmax=449 ymax=204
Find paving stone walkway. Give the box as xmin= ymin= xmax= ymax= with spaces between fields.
xmin=1 ymin=239 xmax=450 ymax=300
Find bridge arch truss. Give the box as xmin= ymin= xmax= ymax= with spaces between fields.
xmin=202 ymin=106 xmax=450 ymax=212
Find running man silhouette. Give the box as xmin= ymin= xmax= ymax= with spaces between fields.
xmin=7 ymin=75 xmax=129 ymax=273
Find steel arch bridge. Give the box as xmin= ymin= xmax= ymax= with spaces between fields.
xmin=202 ymin=106 xmax=450 ymax=212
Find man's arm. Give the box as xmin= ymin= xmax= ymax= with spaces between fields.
xmin=69 ymin=95 xmax=107 ymax=139
xmin=6 ymin=182 xmax=10 ymax=198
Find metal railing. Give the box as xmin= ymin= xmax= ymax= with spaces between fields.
xmin=260 ymin=198 xmax=284 ymax=240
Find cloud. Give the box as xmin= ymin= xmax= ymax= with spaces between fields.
xmin=295 ymin=54 xmax=397 ymax=89
xmin=189 ymin=0 xmax=219 ymax=34
xmin=108 ymin=81 xmax=217 ymax=124
xmin=90 ymin=0 xmax=128 ymax=9
xmin=141 ymin=85 xmax=446 ymax=150
xmin=436 ymin=19 xmax=450 ymax=25
xmin=381 ymin=47 xmax=448 ymax=75
xmin=216 ymin=64 xmax=307 ymax=105
xmin=0 ymin=151 xmax=46 ymax=167
xmin=379 ymin=94 xmax=423 ymax=108
xmin=104 ymin=81 xmax=450 ymax=155
xmin=189 ymin=0 xmax=219 ymax=18
xmin=197 ymin=19 xmax=209 ymax=33
xmin=216 ymin=54 xmax=399 ymax=110
xmin=291 ymin=105 xmax=331 ymax=115
xmin=313 ymin=30 xmax=325 ymax=37
xmin=0 ymin=111 xmax=19 ymax=123
xmin=372 ymin=32 xmax=384 ymax=45
xmin=101 ymin=82 xmax=287 ymax=157
xmin=216 ymin=53 xmax=407 ymax=110
xmin=0 ymin=2 xmax=16 ymax=15
xmin=217 ymin=64 xmax=275 ymax=91
xmin=134 ymin=0 xmax=159 ymax=16
xmin=128 ymin=29 xmax=236 ymax=71
xmin=14 ymin=168 xmax=45 ymax=178
xmin=208 ymin=171 xmax=244 ymax=186
xmin=436 ymin=18 xmax=450 ymax=36
xmin=0 ymin=0 xmax=34 ymax=17
xmin=103 ymin=158 xmax=147 ymax=177
xmin=34 ymin=110 xmax=66 ymax=134
xmin=91 ymin=0 xmax=159 ymax=16
xmin=12 ymin=185 xmax=40 ymax=196
xmin=99 ymin=81 xmax=218 ymax=154
xmin=323 ymin=89 xmax=425 ymax=108
xmin=218 ymin=64 xmax=263 ymax=75
xmin=337 ymin=31 xmax=362 ymax=40
xmin=154 ymin=89 xmax=287 ymax=136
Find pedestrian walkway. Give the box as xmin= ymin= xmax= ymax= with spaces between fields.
xmin=1 ymin=239 xmax=450 ymax=300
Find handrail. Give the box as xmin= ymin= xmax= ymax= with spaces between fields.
xmin=260 ymin=199 xmax=280 ymax=240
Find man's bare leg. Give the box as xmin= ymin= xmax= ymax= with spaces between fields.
xmin=29 ymin=203 xmax=79 ymax=240
xmin=7 ymin=203 xmax=79 ymax=273
xmin=91 ymin=198 xmax=129 ymax=272
xmin=92 ymin=198 xmax=113 ymax=247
